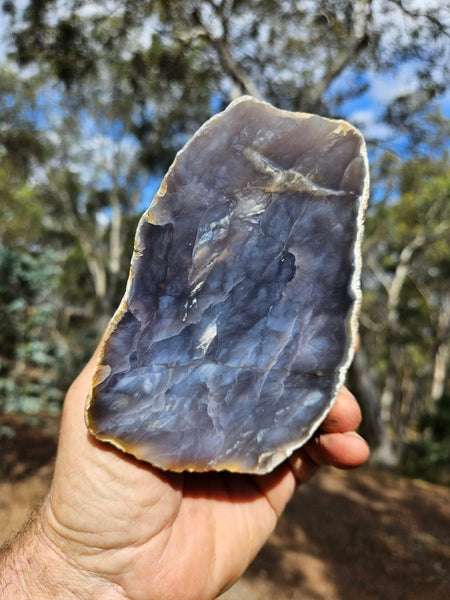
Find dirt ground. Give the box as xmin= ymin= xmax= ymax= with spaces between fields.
xmin=1 ymin=414 xmax=449 ymax=599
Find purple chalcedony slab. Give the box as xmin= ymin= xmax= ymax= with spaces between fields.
xmin=86 ymin=96 xmax=369 ymax=474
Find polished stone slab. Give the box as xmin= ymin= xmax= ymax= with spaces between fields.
xmin=86 ymin=96 xmax=369 ymax=474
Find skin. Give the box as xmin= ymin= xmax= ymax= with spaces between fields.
xmin=1 ymin=344 xmax=369 ymax=600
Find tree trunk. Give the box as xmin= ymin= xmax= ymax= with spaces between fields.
xmin=348 ymin=347 xmax=398 ymax=465
xmin=109 ymin=190 xmax=124 ymax=297
xmin=373 ymin=231 xmax=426 ymax=465
xmin=347 ymin=347 xmax=384 ymax=451
xmin=431 ymin=341 xmax=449 ymax=402
xmin=431 ymin=295 xmax=450 ymax=402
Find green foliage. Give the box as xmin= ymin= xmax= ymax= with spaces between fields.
xmin=362 ymin=146 xmax=450 ymax=475
xmin=0 ymin=68 xmax=51 ymax=174
xmin=6 ymin=0 xmax=449 ymax=155
xmin=1 ymin=0 xmax=449 ymax=481
xmin=0 ymin=245 xmax=66 ymax=414
xmin=0 ymin=67 xmax=50 ymax=247
xmin=0 ymin=167 xmax=44 ymax=247
xmin=402 ymin=394 xmax=450 ymax=485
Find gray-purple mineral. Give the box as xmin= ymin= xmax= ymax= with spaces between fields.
xmin=85 ymin=96 xmax=369 ymax=474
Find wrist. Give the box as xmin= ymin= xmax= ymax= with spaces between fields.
xmin=0 ymin=505 xmax=126 ymax=600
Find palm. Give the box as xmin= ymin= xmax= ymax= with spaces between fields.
xmin=42 ymin=350 xmax=367 ymax=600
xmin=45 ymin=361 xmax=295 ymax=600
xmin=144 ymin=470 xmax=288 ymax=600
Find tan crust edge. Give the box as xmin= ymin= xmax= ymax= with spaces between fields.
xmin=85 ymin=96 xmax=370 ymax=473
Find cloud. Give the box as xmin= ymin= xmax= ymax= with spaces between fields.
xmin=367 ymin=68 xmax=420 ymax=106
xmin=347 ymin=107 xmax=393 ymax=142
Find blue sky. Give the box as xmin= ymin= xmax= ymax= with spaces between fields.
xmin=1 ymin=1 xmax=448 ymax=213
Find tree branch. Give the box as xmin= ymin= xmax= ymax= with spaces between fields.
xmin=303 ymin=0 xmax=371 ymax=110
xmin=367 ymin=254 xmax=392 ymax=295
xmin=210 ymin=36 xmax=264 ymax=100
xmin=386 ymin=229 xmax=426 ymax=331
xmin=384 ymin=213 xmax=448 ymax=332
xmin=388 ymin=0 xmax=450 ymax=38
xmin=176 ymin=2 xmax=263 ymax=100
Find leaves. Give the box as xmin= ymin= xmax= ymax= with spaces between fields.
xmin=1 ymin=0 xmax=449 ymax=478
xmin=0 ymin=245 xmax=65 ymax=414
xmin=362 ymin=148 xmax=450 ymax=473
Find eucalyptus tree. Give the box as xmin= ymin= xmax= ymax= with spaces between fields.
xmin=2 ymin=0 xmax=449 ymax=459
xmin=0 ymin=68 xmax=67 ymax=412
xmin=362 ymin=135 xmax=449 ymax=464
xmin=6 ymin=0 xmax=449 ymax=153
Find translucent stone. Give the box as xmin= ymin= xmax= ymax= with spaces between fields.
xmin=85 ymin=96 xmax=369 ymax=474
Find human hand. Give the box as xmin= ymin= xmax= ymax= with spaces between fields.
xmin=2 ymin=345 xmax=369 ymax=600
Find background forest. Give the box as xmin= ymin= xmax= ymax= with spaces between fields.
xmin=0 ymin=0 xmax=449 ymax=483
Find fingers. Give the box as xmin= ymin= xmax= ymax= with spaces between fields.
xmin=304 ymin=431 xmax=370 ymax=469
xmin=305 ymin=386 xmax=370 ymax=469
xmin=286 ymin=386 xmax=369 ymax=484
xmin=319 ymin=386 xmax=362 ymax=433
xmin=286 ymin=430 xmax=369 ymax=486
xmin=287 ymin=450 xmax=319 ymax=485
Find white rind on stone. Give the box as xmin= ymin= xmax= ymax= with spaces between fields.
xmin=85 ymin=96 xmax=369 ymax=475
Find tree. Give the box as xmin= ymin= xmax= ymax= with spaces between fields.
xmin=2 ymin=1 xmax=449 ymax=469
xmin=0 ymin=67 xmax=50 ymax=246
xmin=362 ymin=147 xmax=450 ymax=465
xmin=36 ymin=100 xmax=146 ymax=325
xmin=0 ymin=66 xmax=145 ymax=328
xmin=6 ymin=1 xmax=449 ymax=152
xmin=0 ymin=244 xmax=66 ymax=414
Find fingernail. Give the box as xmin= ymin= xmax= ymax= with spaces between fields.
xmin=344 ymin=431 xmax=370 ymax=446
